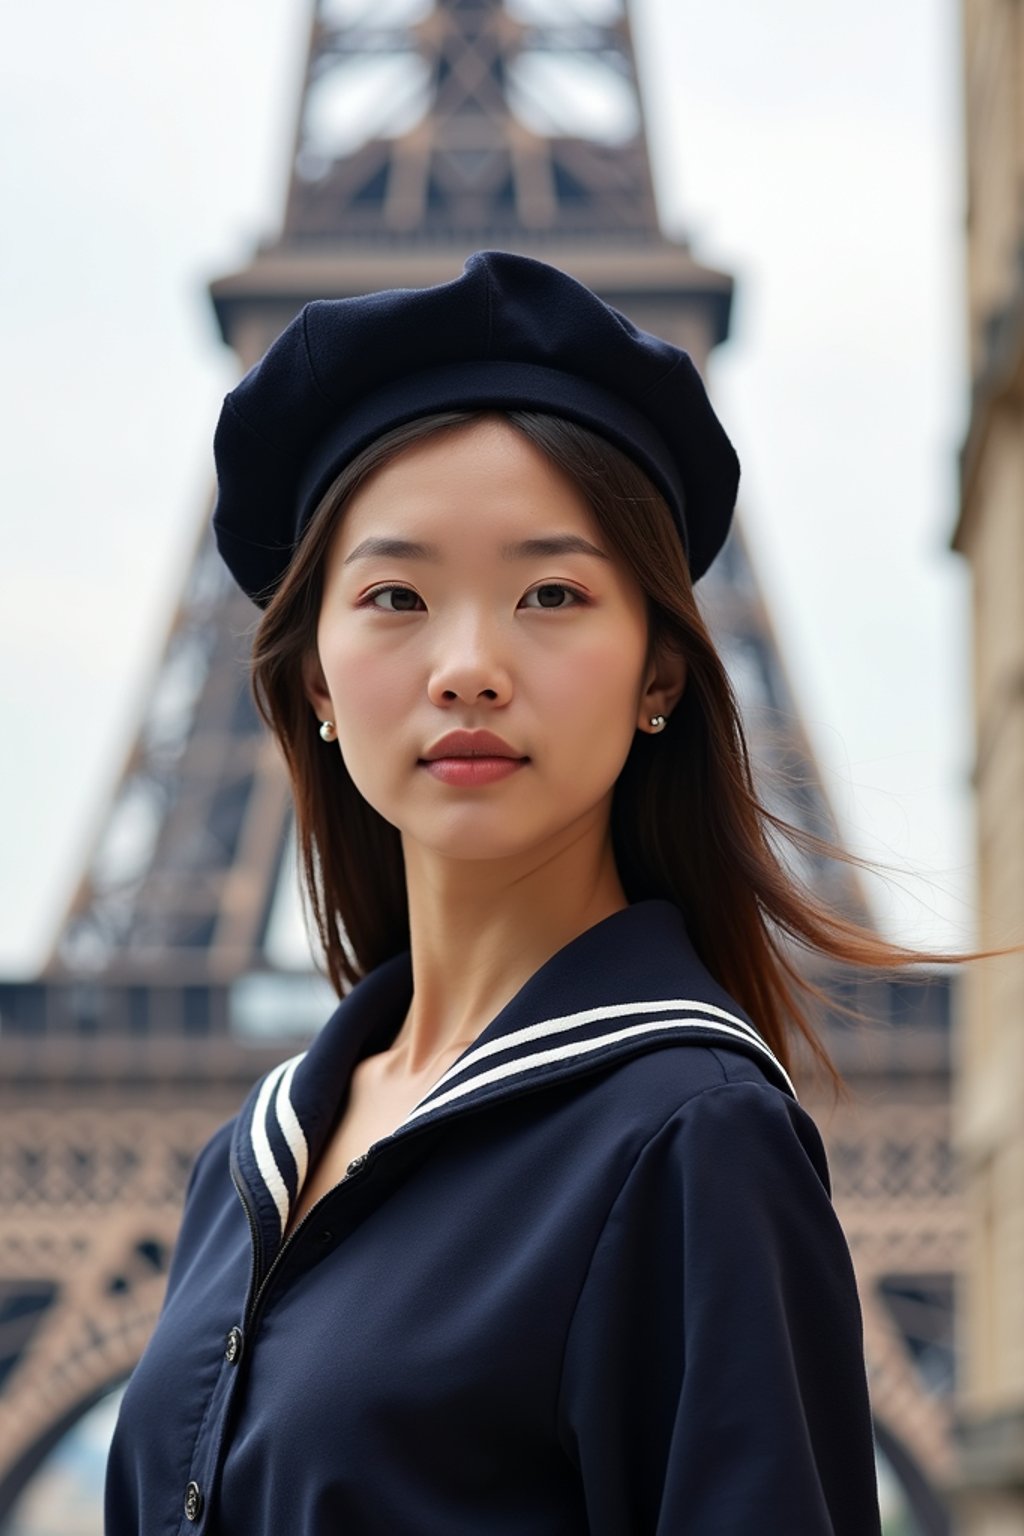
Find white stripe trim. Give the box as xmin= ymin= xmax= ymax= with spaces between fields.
xmin=399 ymin=1014 xmax=797 ymax=1129
xmin=250 ymin=1060 xmax=293 ymax=1236
xmin=274 ymin=1050 xmax=310 ymax=1196
xmin=422 ymin=996 xmax=774 ymax=1101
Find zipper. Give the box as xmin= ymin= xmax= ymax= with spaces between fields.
xmin=229 ymin=1160 xmax=262 ymax=1320
xmin=230 ymin=1032 xmax=730 ymax=1335
xmin=230 ymin=1132 xmax=394 ymax=1331
xmin=232 ymin=1047 xmax=622 ymax=1332
xmin=234 ymin=1091 xmax=497 ymax=1337
xmin=235 ymin=1149 xmax=380 ymax=1335
xmin=255 ymin=1120 xmax=451 ymax=1308
xmin=231 ymin=1079 xmax=471 ymax=1333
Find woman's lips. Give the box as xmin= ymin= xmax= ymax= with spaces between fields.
xmin=419 ymin=756 xmax=528 ymax=786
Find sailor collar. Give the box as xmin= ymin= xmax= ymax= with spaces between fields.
xmin=230 ymin=898 xmax=795 ymax=1255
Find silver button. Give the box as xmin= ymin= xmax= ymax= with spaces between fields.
xmin=224 ymin=1326 xmax=243 ymax=1365
xmin=346 ymin=1154 xmax=367 ymax=1175
xmin=184 ymin=1480 xmax=203 ymax=1521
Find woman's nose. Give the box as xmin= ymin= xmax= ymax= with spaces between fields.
xmin=425 ymin=612 xmax=514 ymax=707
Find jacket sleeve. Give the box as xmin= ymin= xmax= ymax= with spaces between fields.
xmin=157 ymin=1115 xmax=236 ymax=1311
xmin=555 ymin=1078 xmax=882 ymax=1536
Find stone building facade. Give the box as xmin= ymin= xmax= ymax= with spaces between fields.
xmin=951 ymin=0 xmax=1024 ymax=1528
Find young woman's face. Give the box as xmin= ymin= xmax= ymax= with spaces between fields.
xmin=306 ymin=417 xmax=662 ymax=864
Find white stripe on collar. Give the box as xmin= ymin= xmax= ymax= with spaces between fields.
xmin=249 ymin=1002 xmax=793 ymax=1229
xmin=250 ymin=1049 xmax=309 ymax=1237
xmin=399 ymin=1010 xmax=797 ymax=1128
xmin=419 ymin=996 xmax=788 ymax=1103
xmin=274 ymin=1052 xmax=310 ymax=1192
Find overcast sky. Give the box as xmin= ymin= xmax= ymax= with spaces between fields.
xmin=0 ymin=0 xmax=976 ymax=977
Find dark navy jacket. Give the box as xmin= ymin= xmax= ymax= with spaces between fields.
xmin=105 ymin=899 xmax=882 ymax=1534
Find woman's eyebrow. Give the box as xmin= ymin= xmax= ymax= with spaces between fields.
xmin=343 ymin=533 xmax=611 ymax=566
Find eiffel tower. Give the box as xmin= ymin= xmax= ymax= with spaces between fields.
xmin=0 ymin=5 xmax=959 ymax=1532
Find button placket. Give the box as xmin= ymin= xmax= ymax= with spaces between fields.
xmin=183 ymin=1312 xmax=250 ymax=1533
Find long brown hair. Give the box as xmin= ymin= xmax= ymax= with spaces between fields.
xmin=251 ymin=409 xmax=1009 ymax=1099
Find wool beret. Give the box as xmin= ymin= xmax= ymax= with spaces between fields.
xmin=212 ymin=249 xmax=740 ymax=605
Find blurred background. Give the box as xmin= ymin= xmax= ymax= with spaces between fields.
xmin=0 ymin=0 xmax=974 ymax=973
xmin=2 ymin=2 xmax=1021 ymax=1532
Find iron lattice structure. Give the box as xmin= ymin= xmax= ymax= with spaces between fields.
xmin=0 ymin=6 xmax=959 ymax=1533
xmin=284 ymin=0 xmax=664 ymax=241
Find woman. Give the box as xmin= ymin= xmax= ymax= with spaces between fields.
xmin=106 ymin=250 xmax=959 ymax=1533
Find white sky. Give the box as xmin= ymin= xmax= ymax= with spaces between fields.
xmin=0 ymin=0 xmax=976 ymax=977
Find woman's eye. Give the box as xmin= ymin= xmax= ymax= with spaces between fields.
xmin=362 ymin=584 xmax=424 ymax=612
xmin=361 ymin=583 xmax=586 ymax=612
xmin=521 ymin=583 xmax=586 ymax=609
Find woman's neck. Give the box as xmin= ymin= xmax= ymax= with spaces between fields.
xmin=386 ymin=830 xmax=628 ymax=1080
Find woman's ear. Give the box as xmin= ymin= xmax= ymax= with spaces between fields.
xmin=641 ymin=640 xmax=687 ymax=726
xmin=301 ymin=648 xmax=333 ymax=722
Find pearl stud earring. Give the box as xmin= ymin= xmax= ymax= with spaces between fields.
xmin=319 ymin=720 xmax=337 ymax=742
xmin=649 ymin=715 xmax=667 ymax=732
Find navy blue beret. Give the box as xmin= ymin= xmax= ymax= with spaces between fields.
xmin=212 ymin=249 xmax=740 ymax=605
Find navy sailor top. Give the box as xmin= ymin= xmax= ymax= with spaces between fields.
xmin=105 ymin=898 xmax=883 ymax=1535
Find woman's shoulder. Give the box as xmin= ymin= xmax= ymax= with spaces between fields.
xmin=590 ymin=1027 xmax=807 ymax=1119
xmin=174 ymin=1114 xmax=237 ymax=1217
xmin=585 ymin=1035 xmax=831 ymax=1194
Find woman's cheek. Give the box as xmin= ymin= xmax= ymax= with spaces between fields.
xmin=324 ymin=634 xmax=409 ymax=719
xmin=569 ymin=639 xmax=641 ymax=713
